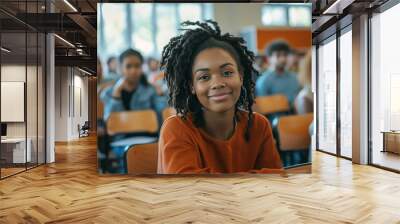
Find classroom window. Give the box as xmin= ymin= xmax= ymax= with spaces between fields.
xmin=156 ymin=4 xmax=178 ymax=57
xmin=131 ymin=4 xmax=154 ymax=56
xmin=261 ymin=5 xmax=287 ymax=26
xmin=317 ymin=36 xmax=337 ymax=155
xmin=102 ymin=4 xmax=127 ymax=59
xmin=178 ymin=4 xmax=202 ymax=25
xmin=288 ymin=5 xmax=312 ymax=27
xmin=99 ymin=3 xmax=214 ymax=60
xmin=261 ymin=4 xmax=311 ymax=27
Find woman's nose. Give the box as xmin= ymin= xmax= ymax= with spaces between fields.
xmin=211 ymin=76 xmax=226 ymax=89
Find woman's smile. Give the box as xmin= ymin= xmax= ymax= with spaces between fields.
xmin=208 ymin=91 xmax=233 ymax=102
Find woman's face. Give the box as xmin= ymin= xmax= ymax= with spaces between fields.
xmin=191 ymin=48 xmax=243 ymax=113
xmin=121 ymin=55 xmax=143 ymax=84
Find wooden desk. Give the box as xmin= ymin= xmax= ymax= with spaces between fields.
xmin=381 ymin=131 xmax=400 ymax=154
xmin=1 ymin=138 xmax=32 ymax=164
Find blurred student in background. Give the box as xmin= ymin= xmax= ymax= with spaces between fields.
xmin=100 ymin=49 xmax=167 ymax=121
xmin=286 ymin=49 xmax=303 ymax=74
xmin=145 ymin=57 xmax=169 ymax=97
xmin=253 ymin=55 xmax=268 ymax=81
xmin=103 ymin=56 xmax=120 ymax=82
xmin=255 ymin=40 xmax=301 ymax=107
xmin=294 ymin=50 xmax=313 ymax=114
xmin=158 ymin=20 xmax=283 ymax=174
xmin=145 ymin=57 xmax=160 ymax=83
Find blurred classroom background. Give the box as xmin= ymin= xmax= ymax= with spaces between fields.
xmin=97 ymin=3 xmax=313 ymax=174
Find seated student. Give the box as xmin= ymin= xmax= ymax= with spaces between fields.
xmin=255 ymin=40 xmax=301 ymax=107
xmin=147 ymin=60 xmax=169 ymax=95
xmin=157 ymin=20 xmax=283 ymax=174
xmin=100 ymin=49 xmax=167 ymax=122
xmin=294 ymin=50 xmax=313 ymax=114
xmin=103 ymin=56 xmax=120 ymax=82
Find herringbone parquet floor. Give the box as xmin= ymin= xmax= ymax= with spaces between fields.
xmin=1 ymin=136 xmax=399 ymax=224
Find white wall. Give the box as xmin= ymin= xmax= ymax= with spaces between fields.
xmin=1 ymin=65 xmax=39 ymax=137
xmin=1 ymin=66 xmax=26 ymax=138
xmin=213 ymin=3 xmax=263 ymax=35
xmin=1 ymin=64 xmax=46 ymax=164
xmin=54 ymin=67 xmax=89 ymax=141
xmin=54 ymin=67 xmax=68 ymax=141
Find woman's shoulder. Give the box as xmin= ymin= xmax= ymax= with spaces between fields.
xmin=161 ymin=114 xmax=195 ymax=136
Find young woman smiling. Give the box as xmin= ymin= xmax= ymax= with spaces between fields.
xmin=157 ymin=20 xmax=283 ymax=174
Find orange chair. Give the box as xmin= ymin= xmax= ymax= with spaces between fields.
xmin=274 ymin=113 xmax=313 ymax=168
xmin=107 ymin=110 xmax=158 ymax=136
xmin=104 ymin=110 xmax=159 ymax=174
xmin=162 ymin=107 xmax=176 ymax=122
xmin=125 ymin=142 xmax=158 ymax=174
xmin=277 ymin=113 xmax=313 ymax=151
xmin=254 ymin=94 xmax=290 ymax=115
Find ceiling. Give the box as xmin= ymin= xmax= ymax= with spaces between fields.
xmin=311 ymin=0 xmax=389 ymax=40
xmin=0 ymin=0 xmax=394 ymax=74
xmin=0 ymin=0 xmax=96 ymax=74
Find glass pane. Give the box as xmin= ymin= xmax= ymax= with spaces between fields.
xmin=27 ymin=31 xmax=38 ymax=169
xmin=38 ymin=33 xmax=45 ymax=165
xmin=288 ymin=5 xmax=311 ymax=27
xmin=132 ymin=4 xmax=154 ymax=57
xmin=317 ymin=37 xmax=337 ymax=154
xmin=339 ymin=29 xmax=352 ymax=158
xmin=371 ymin=3 xmax=400 ymax=171
xmin=261 ymin=5 xmax=287 ymax=26
xmin=1 ymin=31 xmax=27 ymax=177
xmin=156 ymin=4 xmax=177 ymax=56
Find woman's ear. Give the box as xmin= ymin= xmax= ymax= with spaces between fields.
xmin=191 ymin=86 xmax=195 ymax=94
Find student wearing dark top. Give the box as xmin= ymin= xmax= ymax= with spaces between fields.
xmin=100 ymin=49 xmax=166 ymax=121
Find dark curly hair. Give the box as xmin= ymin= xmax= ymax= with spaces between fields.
xmin=160 ymin=20 xmax=259 ymax=141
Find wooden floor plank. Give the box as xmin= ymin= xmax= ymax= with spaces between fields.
xmin=0 ymin=136 xmax=399 ymax=223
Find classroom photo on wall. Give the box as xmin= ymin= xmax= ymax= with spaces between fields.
xmin=97 ymin=2 xmax=313 ymax=175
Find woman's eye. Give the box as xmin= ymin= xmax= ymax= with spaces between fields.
xmin=223 ymin=71 xmax=233 ymax=77
xmin=198 ymin=74 xmax=210 ymax=81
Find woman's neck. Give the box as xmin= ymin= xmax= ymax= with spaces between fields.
xmin=202 ymin=108 xmax=236 ymax=140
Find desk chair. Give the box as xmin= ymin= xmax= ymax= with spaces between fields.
xmin=254 ymin=94 xmax=291 ymax=123
xmin=254 ymin=94 xmax=290 ymax=115
xmin=107 ymin=110 xmax=158 ymax=135
xmin=274 ymin=113 xmax=313 ymax=167
xmin=106 ymin=110 xmax=159 ymax=173
xmin=125 ymin=142 xmax=158 ymax=174
xmin=78 ymin=121 xmax=90 ymax=138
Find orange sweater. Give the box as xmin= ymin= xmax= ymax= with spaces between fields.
xmin=158 ymin=111 xmax=283 ymax=174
